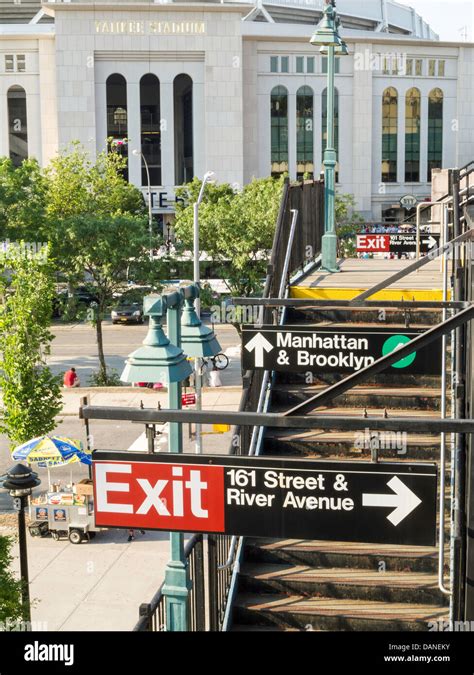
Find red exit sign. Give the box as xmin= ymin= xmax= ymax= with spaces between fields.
xmin=356 ymin=234 xmax=390 ymax=252
xmin=182 ymin=393 xmax=196 ymax=406
xmin=93 ymin=458 xmax=225 ymax=532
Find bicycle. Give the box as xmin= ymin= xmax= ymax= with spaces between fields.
xmin=202 ymin=353 xmax=229 ymax=371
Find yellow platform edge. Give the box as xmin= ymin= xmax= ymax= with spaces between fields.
xmin=290 ymin=287 xmax=450 ymax=302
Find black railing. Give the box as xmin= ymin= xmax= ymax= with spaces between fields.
xmin=133 ymin=533 xmax=204 ymax=632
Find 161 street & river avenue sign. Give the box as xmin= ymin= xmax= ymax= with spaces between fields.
xmin=242 ymin=325 xmax=442 ymax=375
xmin=92 ymin=453 xmax=438 ymax=546
xmin=356 ymin=233 xmax=440 ymax=255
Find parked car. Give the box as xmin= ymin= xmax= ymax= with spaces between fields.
xmin=52 ymin=286 xmax=99 ymax=318
xmin=111 ymin=287 xmax=151 ymax=325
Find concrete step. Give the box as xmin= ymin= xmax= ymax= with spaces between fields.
xmin=275 ymin=371 xmax=443 ymax=388
xmin=232 ymin=593 xmax=449 ymax=631
xmin=238 ymin=564 xmax=449 ymax=606
xmin=243 ymin=539 xmax=444 ymax=573
xmin=263 ymin=429 xmax=439 ymax=460
xmin=271 ymin=384 xmax=442 ymax=411
xmin=285 ymin=307 xmax=444 ymax=327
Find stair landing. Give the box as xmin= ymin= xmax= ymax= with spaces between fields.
xmin=291 ymin=258 xmax=448 ymax=302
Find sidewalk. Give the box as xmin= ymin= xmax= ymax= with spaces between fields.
xmin=59 ymin=385 xmax=243 ymax=416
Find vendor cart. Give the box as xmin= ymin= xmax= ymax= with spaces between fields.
xmin=28 ymin=479 xmax=106 ymax=544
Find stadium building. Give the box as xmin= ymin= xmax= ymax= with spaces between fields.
xmin=1 ymin=0 xmax=473 ymax=227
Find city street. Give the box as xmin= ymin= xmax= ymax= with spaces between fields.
xmin=46 ymin=319 xmax=242 ymax=387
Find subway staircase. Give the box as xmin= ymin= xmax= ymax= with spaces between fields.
xmin=231 ymin=300 xmax=451 ymax=631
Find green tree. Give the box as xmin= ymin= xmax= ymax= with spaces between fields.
xmin=0 ymin=535 xmax=28 ymax=624
xmin=0 ymin=248 xmax=62 ymax=447
xmin=335 ymin=192 xmax=364 ymax=257
xmin=43 ymin=143 xmax=155 ymax=383
xmin=0 ymin=158 xmax=48 ymax=243
xmin=174 ymin=176 xmax=284 ymax=298
xmin=56 ymin=213 xmax=153 ymax=383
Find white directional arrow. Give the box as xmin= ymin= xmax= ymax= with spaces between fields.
xmin=362 ymin=476 xmax=422 ymax=526
xmin=245 ymin=332 xmax=274 ymax=367
xmin=422 ymin=236 xmax=437 ymax=249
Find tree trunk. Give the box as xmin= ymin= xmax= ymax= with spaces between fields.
xmin=95 ymin=316 xmax=107 ymax=383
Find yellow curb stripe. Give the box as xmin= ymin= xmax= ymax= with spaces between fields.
xmin=290 ymin=287 xmax=449 ymax=302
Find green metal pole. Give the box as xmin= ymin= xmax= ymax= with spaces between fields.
xmin=321 ymin=42 xmax=339 ymax=273
xmin=162 ymin=297 xmax=191 ymax=631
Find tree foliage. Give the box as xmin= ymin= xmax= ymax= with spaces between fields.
xmin=0 ymin=248 xmax=62 ymax=447
xmin=174 ymin=177 xmax=284 ymax=297
xmin=0 ymin=158 xmax=48 ymax=243
xmin=0 ymin=535 xmax=27 ymax=624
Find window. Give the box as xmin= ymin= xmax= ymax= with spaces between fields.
xmin=405 ymin=59 xmax=413 ymax=76
xmin=296 ymin=56 xmax=304 ymax=73
xmin=4 ymin=54 xmax=25 ymax=73
xmin=296 ymin=86 xmax=314 ymax=180
xmin=16 ymin=55 xmax=25 ymax=72
xmin=281 ymin=56 xmax=289 ymax=73
xmin=307 ymin=57 xmax=314 ymax=74
xmin=382 ymin=87 xmax=398 ymax=183
xmin=174 ymin=74 xmax=193 ymax=185
xmin=270 ymin=56 xmax=278 ymax=73
xmin=438 ymin=60 xmax=445 ymax=76
xmin=140 ymin=74 xmax=161 ymax=186
xmin=322 ymin=56 xmax=340 ymax=74
xmin=405 ymin=87 xmax=421 ymax=182
xmin=415 ymin=59 xmax=423 ymax=76
xmin=106 ymin=73 xmax=128 ymax=181
xmin=382 ymin=56 xmax=390 ymax=75
xmin=8 ymin=85 xmax=28 ymax=167
xmin=428 ymin=88 xmax=443 ymax=179
xmin=322 ymin=87 xmax=339 ymax=181
xmin=271 ymin=86 xmax=288 ymax=177
xmin=429 ymin=59 xmax=436 ymax=76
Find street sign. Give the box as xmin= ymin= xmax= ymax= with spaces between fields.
xmin=181 ymin=393 xmax=196 ymax=406
xmin=242 ymin=325 xmax=442 ymax=375
xmin=92 ymin=452 xmax=438 ymax=546
xmin=400 ymin=194 xmax=418 ymax=208
xmin=356 ymin=233 xmax=439 ymax=254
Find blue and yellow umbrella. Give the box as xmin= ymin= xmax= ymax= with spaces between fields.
xmin=12 ymin=435 xmax=90 ymax=467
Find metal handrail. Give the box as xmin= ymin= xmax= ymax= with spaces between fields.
xmin=218 ymin=209 xmax=299 ymax=573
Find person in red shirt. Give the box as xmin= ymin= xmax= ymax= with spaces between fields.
xmin=63 ymin=367 xmax=80 ymax=388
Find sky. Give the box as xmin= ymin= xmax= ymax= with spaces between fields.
xmin=394 ymin=0 xmax=474 ymax=42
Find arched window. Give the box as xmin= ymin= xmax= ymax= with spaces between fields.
xmin=428 ymin=88 xmax=443 ymax=178
xmin=140 ymin=74 xmax=161 ymax=186
xmin=106 ymin=74 xmax=128 ymax=180
xmin=405 ymin=87 xmax=421 ymax=182
xmin=7 ymin=85 xmax=28 ymax=167
xmin=382 ymin=87 xmax=398 ymax=183
xmin=174 ymin=74 xmax=193 ymax=185
xmin=296 ymin=86 xmax=314 ymax=180
xmin=322 ymin=87 xmax=339 ymax=181
xmin=271 ymin=86 xmax=288 ymax=177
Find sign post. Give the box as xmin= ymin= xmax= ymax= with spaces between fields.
xmin=93 ymin=453 xmax=438 ymax=547
xmin=242 ymin=325 xmax=442 ymax=375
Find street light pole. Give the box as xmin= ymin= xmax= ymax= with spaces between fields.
xmin=133 ymin=149 xmax=154 ymax=261
xmin=193 ymin=171 xmax=216 ymax=454
xmin=163 ymin=291 xmax=191 ymax=631
xmin=120 ymin=291 xmax=193 ymax=631
xmin=310 ymin=0 xmax=348 ymax=273
xmin=0 ymin=464 xmax=41 ymax=625
xmin=322 ymin=41 xmax=338 ymax=273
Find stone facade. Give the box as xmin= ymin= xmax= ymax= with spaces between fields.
xmin=1 ymin=1 xmax=473 ymax=221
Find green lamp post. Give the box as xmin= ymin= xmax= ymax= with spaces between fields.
xmin=121 ymin=290 xmax=193 ymax=631
xmin=180 ymin=285 xmax=221 ymax=454
xmin=310 ymin=0 xmax=348 ymax=273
